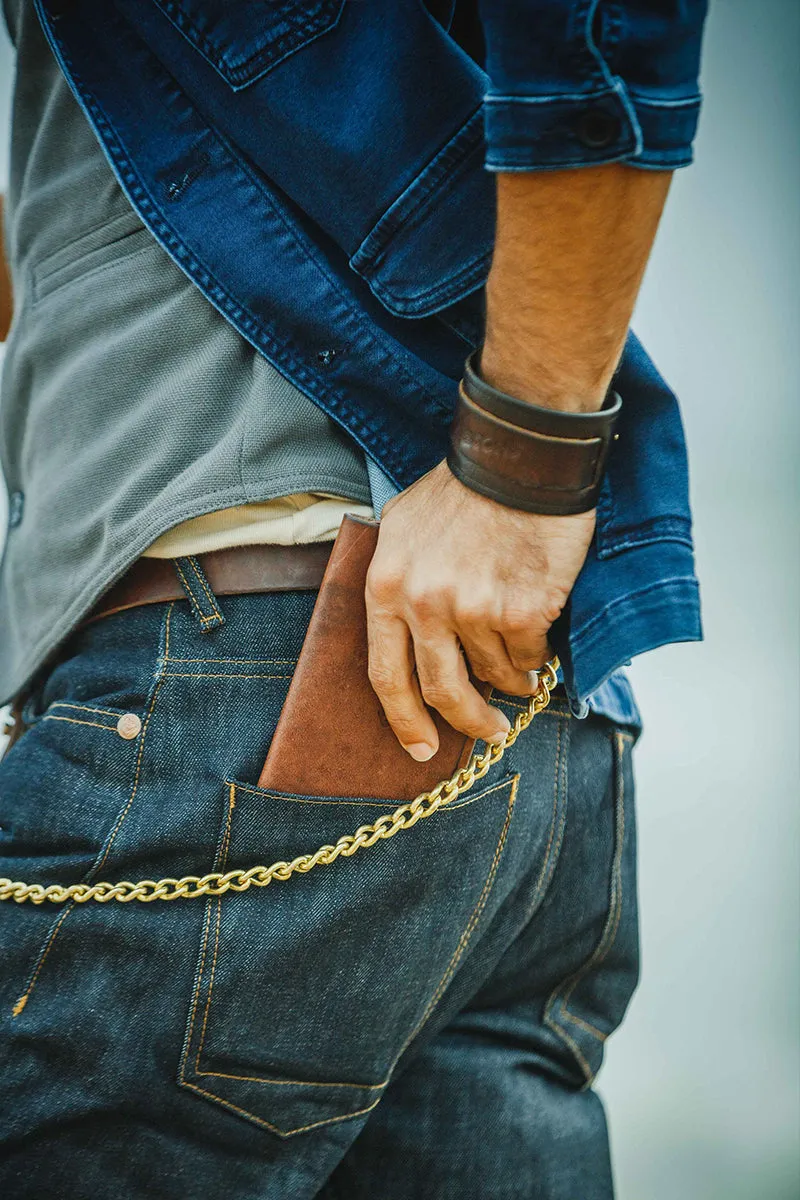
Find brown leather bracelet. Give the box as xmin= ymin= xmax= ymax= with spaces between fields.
xmin=447 ymin=352 xmax=621 ymax=515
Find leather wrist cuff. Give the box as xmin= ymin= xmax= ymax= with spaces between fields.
xmin=447 ymin=351 xmax=622 ymax=515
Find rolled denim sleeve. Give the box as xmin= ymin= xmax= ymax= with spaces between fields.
xmin=478 ymin=1 xmax=708 ymax=171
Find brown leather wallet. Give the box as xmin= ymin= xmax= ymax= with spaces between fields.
xmin=257 ymin=514 xmax=490 ymax=800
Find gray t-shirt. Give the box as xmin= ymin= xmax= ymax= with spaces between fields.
xmin=0 ymin=0 xmax=371 ymax=706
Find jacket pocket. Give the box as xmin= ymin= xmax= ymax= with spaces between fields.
xmin=132 ymin=0 xmax=492 ymax=319
xmin=348 ymin=107 xmax=495 ymax=318
xmin=150 ymin=0 xmax=345 ymax=89
xmin=31 ymin=209 xmax=154 ymax=305
xmin=179 ymin=772 xmax=521 ymax=1137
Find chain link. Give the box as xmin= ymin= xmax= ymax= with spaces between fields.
xmin=0 ymin=660 xmax=560 ymax=905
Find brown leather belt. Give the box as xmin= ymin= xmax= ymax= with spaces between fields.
xmin=82 ymin=542 xmax=334 ymax=628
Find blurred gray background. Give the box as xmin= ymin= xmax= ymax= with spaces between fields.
xmin=0 ymin=2 xmax=797 ymax=1197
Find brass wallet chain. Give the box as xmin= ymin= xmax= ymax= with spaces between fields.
xmin=0 ymin=660 xmax=560 ymax=905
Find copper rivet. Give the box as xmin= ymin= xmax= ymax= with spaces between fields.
xmin=116 ymin=713 xmax=142 ymax=740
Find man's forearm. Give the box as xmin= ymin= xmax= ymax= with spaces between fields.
xmin=481 ymin=165 xmax=672 ymax=413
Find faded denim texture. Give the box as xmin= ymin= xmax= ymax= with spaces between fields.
xmin=0 ymin=572 xmax=639 ymax=1198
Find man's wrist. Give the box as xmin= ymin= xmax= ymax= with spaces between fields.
xmin=480 ymin=336 xmax=615 ymax=415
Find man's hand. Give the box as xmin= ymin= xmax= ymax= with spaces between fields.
xmin=365 ymin=460 xmax=594 ymax=760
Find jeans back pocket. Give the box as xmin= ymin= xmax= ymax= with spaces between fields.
xmin=180 ymin=772 xmax=522 ymax=1137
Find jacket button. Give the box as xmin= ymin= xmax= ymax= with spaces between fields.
xmin=116 ymin=713 xmax=142 ymax=740
xmin=576 ymin=110 xmax=622 ymax=150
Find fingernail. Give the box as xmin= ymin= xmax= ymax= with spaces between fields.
xmin=487 ymin=715 xmax=511 ymax=744
xmin=405 ymin=742 xmax=437 ymax=762
xmin=527 ymin=671 xmax=539 ymax=693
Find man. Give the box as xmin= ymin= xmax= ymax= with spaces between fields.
xmin=0 ymin=2 xmax=706 ymax=1197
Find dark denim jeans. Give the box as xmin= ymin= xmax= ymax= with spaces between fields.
xmin=0 ymin=566 xmax=640 ymax=1199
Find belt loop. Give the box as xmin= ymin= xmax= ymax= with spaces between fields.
xmin=172 ymin=556 xmax=226 ymax=632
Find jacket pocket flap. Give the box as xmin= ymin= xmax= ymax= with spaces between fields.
xmin=150 ymin=0 xmax=345 ymax=89
xmin=349 ymin=110 xmax=495 ymax=318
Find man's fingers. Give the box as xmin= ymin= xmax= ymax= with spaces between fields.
xmin=503 ymin=635 xmax=554 ymax=673
xmin=412 ymin=629 xmax=510 ymax=743
xmin=366 ymin=607 xmax=440 ymax=761
xmin=457 ymin=627 xmax=538 ymax=697
xmin=500 ymin=615 xmax=554 ymax=673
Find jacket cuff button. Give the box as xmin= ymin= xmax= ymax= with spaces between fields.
xmin=576 ymin=110 xmax=622 ymax=150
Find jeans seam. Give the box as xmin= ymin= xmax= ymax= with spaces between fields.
xmin=229 ymin=776 xmax=520 ymax=811
xmin=194 ymin=791 xmax=236 ymax=1078
xmin=42 ymin=714 xmax=119 ymax=733
xmin=399 ymin=776 xmax=519 ymax=1052
xmin=494 ymin=698 xmax=573 ymax=719
xmin=91 ymin=605 xmax=172 ymax=876
xmin=48 ymin=701 xmax=125 ymax=719
xmin=230 ymin=782 xmax=414 ymax=809
xmin=522 ymin=716 xmax=570 ymax=926
xmin=179 ymin=822 xmax=220 ymax=1096
xmin=542 ymin=729 xmax=630 ymax=1082
xmin=163 ymin=658 xmax=298 ymax=666
xmin=10 ymin=603 xmax=173 ymax=1018
xmin=11 ymin=906 xmax=73 ymax=1018
xmin=179 ymin=1079 xmax=384 ymax=1141
xmin=162 ymin=672 xmax=294 ymax=680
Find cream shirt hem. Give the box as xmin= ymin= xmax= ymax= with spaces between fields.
xmin=142 ymin=494 xmax=375 ymax=558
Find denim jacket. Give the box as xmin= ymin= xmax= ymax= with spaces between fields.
xmin=32 ymin=0 xmax=706 ymax=705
